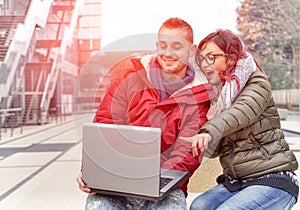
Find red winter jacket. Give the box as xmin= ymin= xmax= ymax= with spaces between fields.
xmin=94 ymin=54 xmax=216 ymax=196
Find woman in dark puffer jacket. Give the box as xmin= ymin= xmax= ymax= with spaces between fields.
xmin=190 ymin=29 xmax=299 ymax=210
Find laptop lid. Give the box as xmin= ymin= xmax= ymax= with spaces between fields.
xmin=81 ymin=122 xmax=189 ymax=201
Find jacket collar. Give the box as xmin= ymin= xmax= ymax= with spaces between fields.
xmin=139 ymin=53 xmax=208 ymax=95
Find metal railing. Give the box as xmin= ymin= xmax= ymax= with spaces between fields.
xmin=0 ymin=107 xmax=23 ymax=140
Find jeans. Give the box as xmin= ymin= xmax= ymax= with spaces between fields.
xmin=190 ymin=184 xmax=296 ymax=210
xmin=85 ymin=189 xmax=186 ymax=210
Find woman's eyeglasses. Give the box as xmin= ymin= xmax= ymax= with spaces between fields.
xmin=196 ymin=53 xmax=228 ymax=65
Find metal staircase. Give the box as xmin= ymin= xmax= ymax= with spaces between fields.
xmin=0 ymin=16 xmax=25 ymax=59
xmin=0 ymin=15 xmax=25 ymax=111
xmin=0 ymin=0 xmax=99 ymax=127
xmin=23 ymin=0 xmax=80 ymax=124
xmin=23 ymin=62 xmax=53 ymax=123
xmin=0 ymin=0 xmax=83 ymax=125
xmin=0 ymin=0 xmax=53 ymax=127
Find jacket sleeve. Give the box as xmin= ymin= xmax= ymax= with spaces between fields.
xmin=201 ymin=71 xmax=272 ymax=156
xmin=161 ymin=98 xmax=211 ymax=195
xmin=94 ymin=74 xmax=130 ymax=124
xmin=161 ymin=104 xmax=208 ymax=169
xmin=94 ymin=58 xmax=145 ymax=124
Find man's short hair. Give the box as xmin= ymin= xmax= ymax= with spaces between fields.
xmin=159 ymin=17 xmax=194 ymax=43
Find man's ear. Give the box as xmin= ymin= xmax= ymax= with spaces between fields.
xmin=190 ymin=44 xmax=197 ymax=57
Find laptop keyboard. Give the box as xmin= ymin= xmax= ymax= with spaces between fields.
xmin=160 ymin=177 xmax=173 ymax=189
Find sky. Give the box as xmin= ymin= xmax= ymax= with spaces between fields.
xmin=100 ymin=0 xmax=242 ymax=51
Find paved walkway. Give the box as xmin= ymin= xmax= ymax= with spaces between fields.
xmin=0 ymin=112 xmax=299 ymax=210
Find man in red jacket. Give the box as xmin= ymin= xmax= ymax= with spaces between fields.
xmin=77 ymin=17 xmax=216 ymax=209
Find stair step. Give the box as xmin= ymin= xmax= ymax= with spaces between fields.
xmin=0 ymin=45 xmax=9 ymax=50
xmin=0 ymin=15 xmax=25 ymax=21
xmin=52 ymin=5 xmax=74 ymax=12
xmin=35 ymin=40 xmax=62 ymax=48
xmin=25 ymin=62 xmax=53 ymax=71
xmin=0 ymin=45 xmax=9 ymax=61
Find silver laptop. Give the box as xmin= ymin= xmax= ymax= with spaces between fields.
xmin=81 ymin=122 xmax=189 ymax=201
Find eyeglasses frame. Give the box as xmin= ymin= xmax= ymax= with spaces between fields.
xmin=195 ymin=53 xmax=228 ymax=66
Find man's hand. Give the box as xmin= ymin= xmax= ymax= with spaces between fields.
xmin=192 ymin=133 xmax=212 ymax=156
xmin=76 ymin=171 xmax=96 ymax=194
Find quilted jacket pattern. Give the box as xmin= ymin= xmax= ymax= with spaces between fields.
xmin=202 ymin=70 xmax=298 ymax=179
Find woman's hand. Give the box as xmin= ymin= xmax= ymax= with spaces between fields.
xmin=206 ymin=101 xmax=222 ymax=120
xmin=76 ymin=171 xmax=96 ymax=195
xmin=192 ymin=133 xmax=212 ymax=156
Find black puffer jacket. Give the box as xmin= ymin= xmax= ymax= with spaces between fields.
xmin=201 ymin=70 xmax=298 ymax=179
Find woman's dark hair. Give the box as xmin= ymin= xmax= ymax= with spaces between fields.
xmin=196 ymin=29 xmax=265 ymax=78
xmin=197 ymin=29 xmax=246 ymax=70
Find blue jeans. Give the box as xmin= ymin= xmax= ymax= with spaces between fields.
xmin=85 ymin=189 xmax=186 ymax=210
xmin=190 ymin=184 xmax=296 ymax=210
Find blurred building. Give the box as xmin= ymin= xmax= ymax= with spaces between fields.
xmin=0 ymin=0 xmax=101 ymax=125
